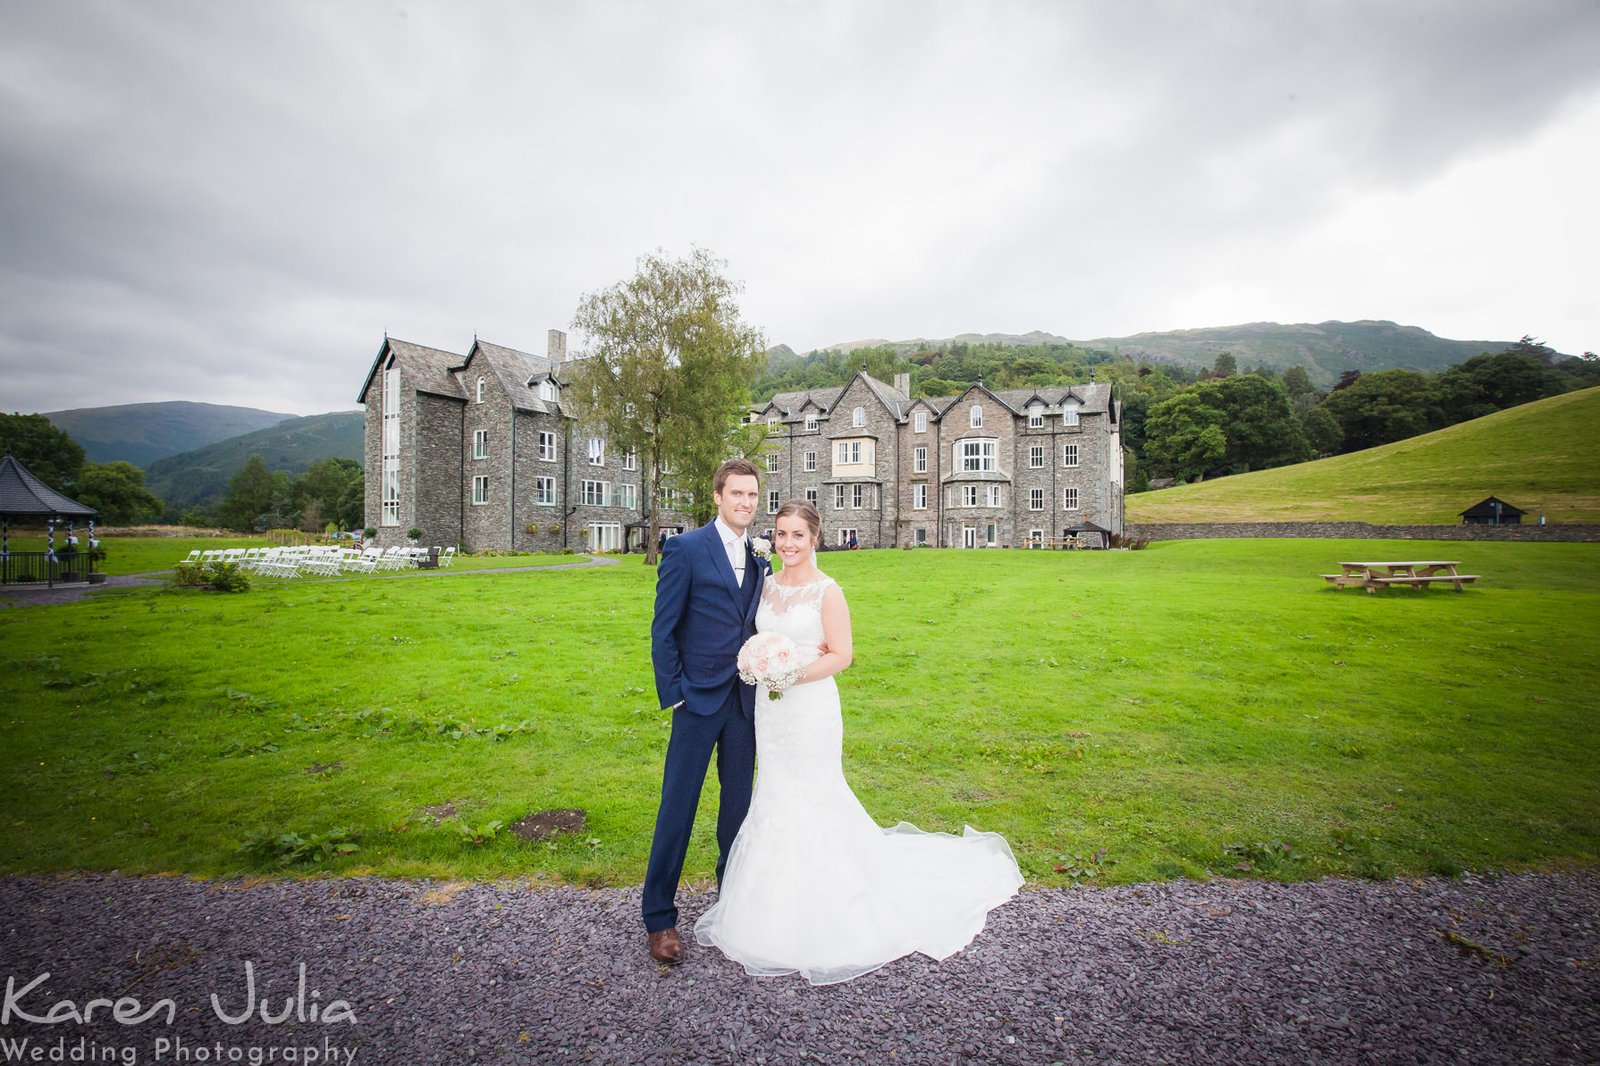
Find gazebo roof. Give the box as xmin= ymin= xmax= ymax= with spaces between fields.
xmin=0 ymin=454 xmax=98 ymax=520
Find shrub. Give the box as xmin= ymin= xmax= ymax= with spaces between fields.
xmin=170 ymin=560 xmax=251 ymax=592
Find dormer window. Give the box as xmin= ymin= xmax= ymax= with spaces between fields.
xmin=852 ymin=406 xmax=865 ymax=428
xmin=1063 ymin=402 xmax=1080 ymax=426
xmin=1028 ymin=404 xmax=1044 ymax=428
xmin=476 ymin=377 xmax=486 ymax=404
xmin=539 ymin=379 xmax=558 ymax=402
xmin=970 ymin=404 xmax=983 ymax=428
xmin=768 ymin=414 xmax=780 ymax=428
xmin=805 ymin=414 xmax=819 ymax=431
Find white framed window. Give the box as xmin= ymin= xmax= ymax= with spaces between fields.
xmin=619 ymin=483 xmax=638 ymax=509
xmin=970 ymin=404 xmax=983 ymax=428
xmin=914 ymin=411 xmax=927 ymax=433
xmin=588 ymin=522 xmax=621 ymax=553
xmin=1064 ymin=486 xmax=1080 ymax=510
xmin=851 ymin=484 xmax=864 ymax=509
xmin=914 ymin=446 xmax=928 ymax=473
xmin=768 ymin=490 xmax=780 ymax=514
xmin=913 ymin=483 xmax=927 ymax=510
xmin=804 ymin=487 xmax=818 ymax=505
xmin=587 ymin=437 xmax=605 ymax=466
xmin=472 ymin=475 xmax=488 ymax=505
xmin=956 ymin=439 xmax=997 ymax=472
xmin=962 ymin=485 xmax=978 ymax=507
xmin=805 ymin=414 xmax=819 ymax=431
xmin=852 ymin=406 xmax=866 ymax=428
xmin=1028 ymin=404 xmax=1044 ymax=428
xmin=834 ymin=485 xmax=847 ymax=509
xmin=582 ymin=479 xmax=609 ymax=506
xmin=914 ymin=527 xmax=927 ymax=546
xmin=538 ymin=431 xmax=557 ymax=462
xmin=803 ymin=450 xmax=817 ymax=472
xmin=1063 ymin=402 xmax=1080 ymax=426
xmin=1029 ymin=528 xmax=1045 ymax=547
xmin=764 ymin=452 xmax=778 ymax=473
xmin=1029 ymin=488 xmax=1044 ymax=511
xmin=837 ymin=528 xmax=857 ymax=547
xmin=476 ymin=377 xmax=485 ymax=404
xmin=1029 ymin=444 xmax=1044 ymax=468
xmin=472 ymin=429 xmax=488 ymax=460
xmin=539 ymin=379 xmax=558 ymax=402
xmin=381 ymin=365 xmax=400 ymax=526
xmin=768 ymin=414 xmax=780 ymax=429
xmin=986 ymin=522 xmax=997 ymax=547
xmin=1063 ymin=443 xmax=1079 ymax=467
xmin=622 ymin=449 xmax=637 ymax=471
xmin=836 ymin=441 xmax=862 ymax=464
xmin=985 ymin=485 xmax=1002 ymax=507
xmin=534 ymin=476 xmax=555 ymax=505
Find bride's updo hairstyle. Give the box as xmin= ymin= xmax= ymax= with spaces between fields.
xmin=774 ymin=499 xmax=822 ymax=546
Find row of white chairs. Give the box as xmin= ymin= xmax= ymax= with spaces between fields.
xmin=178 ymin=545 xmax=456 ymax=578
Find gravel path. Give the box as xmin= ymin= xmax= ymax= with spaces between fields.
xmin=2 ymin=870 xmax=1595 ymax=1065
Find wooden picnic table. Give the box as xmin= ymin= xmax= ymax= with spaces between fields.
xmin=1322 ymin=561 xmax=1480 ymax=594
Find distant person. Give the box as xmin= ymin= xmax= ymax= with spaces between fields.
xmin=847 ymin=532 xmax=859 ymax=550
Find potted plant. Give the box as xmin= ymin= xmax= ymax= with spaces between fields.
xmin=406 ymin=527 xmax=422 ymax=544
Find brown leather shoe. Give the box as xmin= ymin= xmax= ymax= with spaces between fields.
xmin=647 ymin=928 xmax=684 ymax=965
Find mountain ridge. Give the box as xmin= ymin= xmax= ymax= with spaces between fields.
xmin=144 ymin=410 xmax=365 ymax=513
xmin=41 ymin=401 xmax=299 ymax=467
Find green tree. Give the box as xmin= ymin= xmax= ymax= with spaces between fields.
xmin=1144 ymin=393 xmax=1227 ymax=482
xmin=1318 ymin=369 xmax=1442 ymax=452
xmin=218 ymin=454 xmax=293 ymax=531
xmin=1436 ymin=350 xmax=1564 ymax=423
xmin=1281 ymin=365 xmax=1315 ymax=398
xmin=571 ymin=248 xmax=766 ymax=563
xmin=294 ymin=457 xmax=361 ymax=531
xmin=1299 ymin=405 xmax=1343 ymax=457
xmin=0 ymin=413 xmax=86 ymax=491
xmin=74 ymin=461 xmax=164 ymax=524
xmin=1210 ymin=352 xmax=1237 ymax=378
xmin=1191 ymin=375 xmax=1309 ymax=473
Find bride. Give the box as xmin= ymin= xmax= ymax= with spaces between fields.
xmin=694 ymin=499 xmax=1023 ymax=984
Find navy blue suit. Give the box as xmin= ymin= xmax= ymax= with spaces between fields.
xmin=642 ymin=521 xmax=769 ymax=933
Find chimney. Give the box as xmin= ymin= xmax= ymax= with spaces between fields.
xmin=893 ymin=372 xmax=911 ymax=395
xmin=547 ymin=329 xmax=567 ymax=361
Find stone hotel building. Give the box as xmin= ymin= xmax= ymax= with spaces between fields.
xmin=358 ymin=332 xmax=1124 ymax=551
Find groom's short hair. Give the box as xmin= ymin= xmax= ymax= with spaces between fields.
xmin=713 ymin=457 xmax=761 ymax=495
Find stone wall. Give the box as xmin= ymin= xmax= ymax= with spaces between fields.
xmin=1125 ymin=521 xmax=1600 ymax=543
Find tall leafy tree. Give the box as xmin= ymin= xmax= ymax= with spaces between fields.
xmin=1143 ymin=393 xmax=1227 ymax=483
xmin=0 ymin=413 xmax=86 ymax=491
xmin=1281 ymin=365 xmax=1315 ymax=398
xmin=1317 ymin=369 xmax=1442 ymax=452
xmin=1210 ymin=352 xmax=1237 ymax=378
xmin=571 ymin=248 xmax=766 ymax=564
xmin=74 ymin=461 xmax=164 ymax=524
xmin=218 ymin=454 xmax=293 ymax=531
xmin=1192 ymin=375 xmax=1310 ymax=473
xmin=1436 ymin=350 xmax=1564 ymax=423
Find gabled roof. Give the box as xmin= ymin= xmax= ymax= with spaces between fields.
xmin=0 ymin=454 xmax=97 ymax=519
xmin=356 ymin=337 xmax=467 ymax=404
xmin=857 ymin=372 xmax=913 ymax=419
xmin=1460 ymin=496 xmax=1526 ymax=517
xmin=466 ymin=339 xmax=571 ymax=416
xmin=763 ymin=387 xmax=845 ymax=419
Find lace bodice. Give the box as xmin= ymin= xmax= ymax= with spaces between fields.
xmin=755 ymin=574 xmax=833 ymax=661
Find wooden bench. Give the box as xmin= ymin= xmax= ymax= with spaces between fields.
xmin=1369 ymin=575 xmax=1479 ymax=589
xmin=1324 ymin=561 xmax=1480 ymax=593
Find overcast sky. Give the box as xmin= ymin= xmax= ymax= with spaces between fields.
xmin=3 ymin=1 xmax=1598 ymax=417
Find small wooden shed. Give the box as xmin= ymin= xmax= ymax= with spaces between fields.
xmin=1459 ymin=496 xmax=1526 ymax=526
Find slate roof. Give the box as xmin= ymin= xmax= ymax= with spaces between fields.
xmin=356 ymin=338 xmax=467 ymax=404
xmin=0 ymin=454 xmax=97 ymax=519
xmin=465 ymin=340 xmax=573 ymax=416
xmin=755 ymin=378 xmax=1114 ymax=423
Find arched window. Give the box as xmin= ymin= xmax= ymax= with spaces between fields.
xmin=476 ymin=377 xmax=485 ymax=404
xmin=852 ymin=406 xmax=865 ymax=428
xmin=970 ymin=404 xmax=983 ymax=428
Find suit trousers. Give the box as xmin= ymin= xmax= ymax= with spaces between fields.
xmin=641 ymin=686 xmax=756 ymax=933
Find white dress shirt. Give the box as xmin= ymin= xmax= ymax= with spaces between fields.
xmin=714 ymin=516 xmax=749 ymax=585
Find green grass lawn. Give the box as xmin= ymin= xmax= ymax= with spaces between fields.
xmin=2 ymin=542 xmax=1595 ymax=889
xmin=1128 ymin=385 xmax=1600 ymax=524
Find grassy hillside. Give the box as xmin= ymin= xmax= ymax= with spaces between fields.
xmin=145 ymin=410 xmax=364 ymax=510
xmin=42 ymin=401 xmax=295 ymax=466
xmin=1127 ymin=386 xmax=1600 ymax=524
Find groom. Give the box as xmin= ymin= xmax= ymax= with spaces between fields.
xmin=643 ymin=457 xmax=769 ymax=964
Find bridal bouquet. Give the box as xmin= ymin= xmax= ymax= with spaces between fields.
xmin=737 ymin=632 xmax=805 ymax=700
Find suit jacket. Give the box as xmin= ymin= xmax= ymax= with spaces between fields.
xmin=651 ymin=521 xmax=769 ymax=717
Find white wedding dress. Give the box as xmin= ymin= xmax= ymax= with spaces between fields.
xmin=694 ymin=573 xmax=1024 ymax=985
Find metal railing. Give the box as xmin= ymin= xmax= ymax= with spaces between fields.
xmin=0 ymin=551 xmax=99 ymax=587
